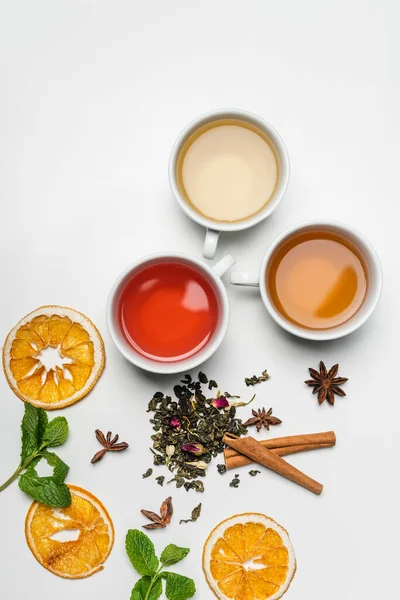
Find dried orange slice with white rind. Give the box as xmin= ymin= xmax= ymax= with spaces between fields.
xmin=3 ymin=305 xmax=105 ymax=409
xmin=203 ymin=513 xmax=296 ymax=600
xmin=25 ymin=485 xmax=114 ymax=579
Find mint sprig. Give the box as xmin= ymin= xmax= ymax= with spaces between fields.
xmin=126 ymin=530 xmax=195 ymax=600
xmin=0 ymin=403 xmax=71 ymax=507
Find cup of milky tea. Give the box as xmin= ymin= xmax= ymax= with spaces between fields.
xmin=169 ymin=109 xmax=290 ymax=259
xmin=230 ymin=220 xmax=382 ymax=341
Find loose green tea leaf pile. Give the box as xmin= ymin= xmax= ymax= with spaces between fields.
xmin=126 ymin=529 xmax=195 ymax=600
xmin=147 ymin=372 xmax=248 ymax=492
xmin=0 ymin=403 xmax=70 ymax=507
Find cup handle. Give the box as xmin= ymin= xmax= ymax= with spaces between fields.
xmin=203 ymin=228 xmax=221 ymax=259
xmin=230 ymin=272 xmax=260 ymax=287
xmin=212 ymin=254 xmax=236 ymax=278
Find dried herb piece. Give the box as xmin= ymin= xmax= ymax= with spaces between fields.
xmin=180 ymin=503 xmax=202 ymax=524
xmin=217 ymin=464 xmax=227 ymax=475
xmin=305 ymin=361 xmax=348 ymax=406
xmin=156 ymin=476 xmax=165 ymax=487
xmin=141 ymin=496 xmax=173 ymax=530
xmin=244 ymin=407 xmax=282 ymax=432
xmin=184 ymin=480 xmax=205 ymax=493
xmin=229 ymin=474 xmax=240 ymax=488
xmin=198 ymin=372 xmax=208 ymax=384
xmin=142 ymin=468 xmax=153 ymax=479
xmin=91 ymin=429 xmax=129 ymax=464
xmin=147 ymin=372 xmax=247 ymax=492
xmin=245 ymin=369 xmax=270 ymax=387
xmin=249 ymin=470 xmax=261 ymax=477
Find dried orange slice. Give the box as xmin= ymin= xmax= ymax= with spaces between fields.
xmin=3 ymin=306 xmax=105 ymax=409
xmin=203 ymin=513 xmax=296 ymax=600
xmin=25 ymin=485 xmax=114 ymax=579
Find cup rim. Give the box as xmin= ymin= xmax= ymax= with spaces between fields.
xmin=258 ymin=219 xmax=382 ymax=341
xmin=168 ymin=108 xmax=290 ymax=233
xmin=106 ymin=252 xmax=230 ymax=374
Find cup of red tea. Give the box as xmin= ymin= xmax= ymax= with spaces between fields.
xmin=107 ymin=253 xmax=235 ymax=373
xmin=230 ymin=221 xmax=382 ymax=341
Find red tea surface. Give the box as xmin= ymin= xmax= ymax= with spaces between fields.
xmin=118 ymin=262 xmax=220 ymax=362
xmin=266 ymin=230 xmax=368 ymax=330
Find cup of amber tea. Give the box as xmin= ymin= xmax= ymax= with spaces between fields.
xmin=107 ymin=253 xmax=235 ymax=373
xmin=230 ymin=221 xmax=382 ymax=340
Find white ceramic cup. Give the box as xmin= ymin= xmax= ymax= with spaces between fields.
xmin=169 ymin=108 xmax=290 ymax=259
xmin=107 ymin=252 xmax=235 ymax=374
xmin=230 ymin=220 xmax=382 ymax=341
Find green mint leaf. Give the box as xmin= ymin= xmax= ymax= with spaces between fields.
xmin=131 ymin=576 xmax=163 ymax=600
xmin=160 ymin=544 xmax=190 ymax=567
xmin=21 ymin=404 xmax=43 ymax=462
xmin=42 ymin=451 xmax=69 ymax=484
xmin=19 ymin=467 xmax=71 ymax=507
xmin=37 ymin=408 xmax=48 ymax=447
xmin=42 ymin=416 xmax=69 ymax=447
xmin=163 ymin=572 xmax=196 ymax=600
xmin=125 ymin=529 xmax=159 ymax=576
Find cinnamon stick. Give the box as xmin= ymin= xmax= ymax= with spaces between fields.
xmin=225 ymin=443 xmax=333 ymax=470
xmin=223 ymin=433 xmax=323 ymax=495
xmin=224 ymin=431 xmax=336 ymax=459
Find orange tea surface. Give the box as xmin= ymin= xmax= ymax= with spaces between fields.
xmin=266 ymin=231 xmax=368 ymax=330
xmin=118 ymin=262 xmax=219 ymax=362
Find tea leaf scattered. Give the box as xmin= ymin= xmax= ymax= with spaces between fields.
xmin=249 ymin=470 xmax=261 ymax=477
xmin=180 ymin=503 xmax=202 ymax=525
xmin=156 ymin=476 xmax=165 ymax=487
xmin=245 ymin=369 xmax=270 ymax=387
xmin=142 ymin=468 xmax=153 ymax=479
xmin=229 ymin=474 xmax=240 ymax=488
xmin=217 ymin=464 xmax=227 ymax=475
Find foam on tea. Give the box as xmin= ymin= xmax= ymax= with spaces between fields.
xmin=266 ymin=230 xmax=368 ymax=330
xmin=117 ymin=261 xmax=220 ymax=362
xmin=176 ymin=119 xmax=279 ymax=222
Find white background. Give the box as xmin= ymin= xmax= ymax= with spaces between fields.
xmin=0 ymin=1 xmax=398 ymax=598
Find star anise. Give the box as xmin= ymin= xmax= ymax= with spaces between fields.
xmin=141 ymin=496 xmax=173 ymax=530
xmin=305 ymin=361 xmax=348 ymax=405
xmin=90 ymin=429 xmax=129 ymax=463
xmin=244 ymin=407 xmax=282 ymax=432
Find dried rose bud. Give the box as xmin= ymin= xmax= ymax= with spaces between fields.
xmin=211 ymin=396 xmax=230 ymax=409
xmin=169 ymin=417 xmax=181 ymax=431
xmin=181 ymin=442 xmax=205 ymax=456
xmin=185 ymin=461 xmax=208 ymax=470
